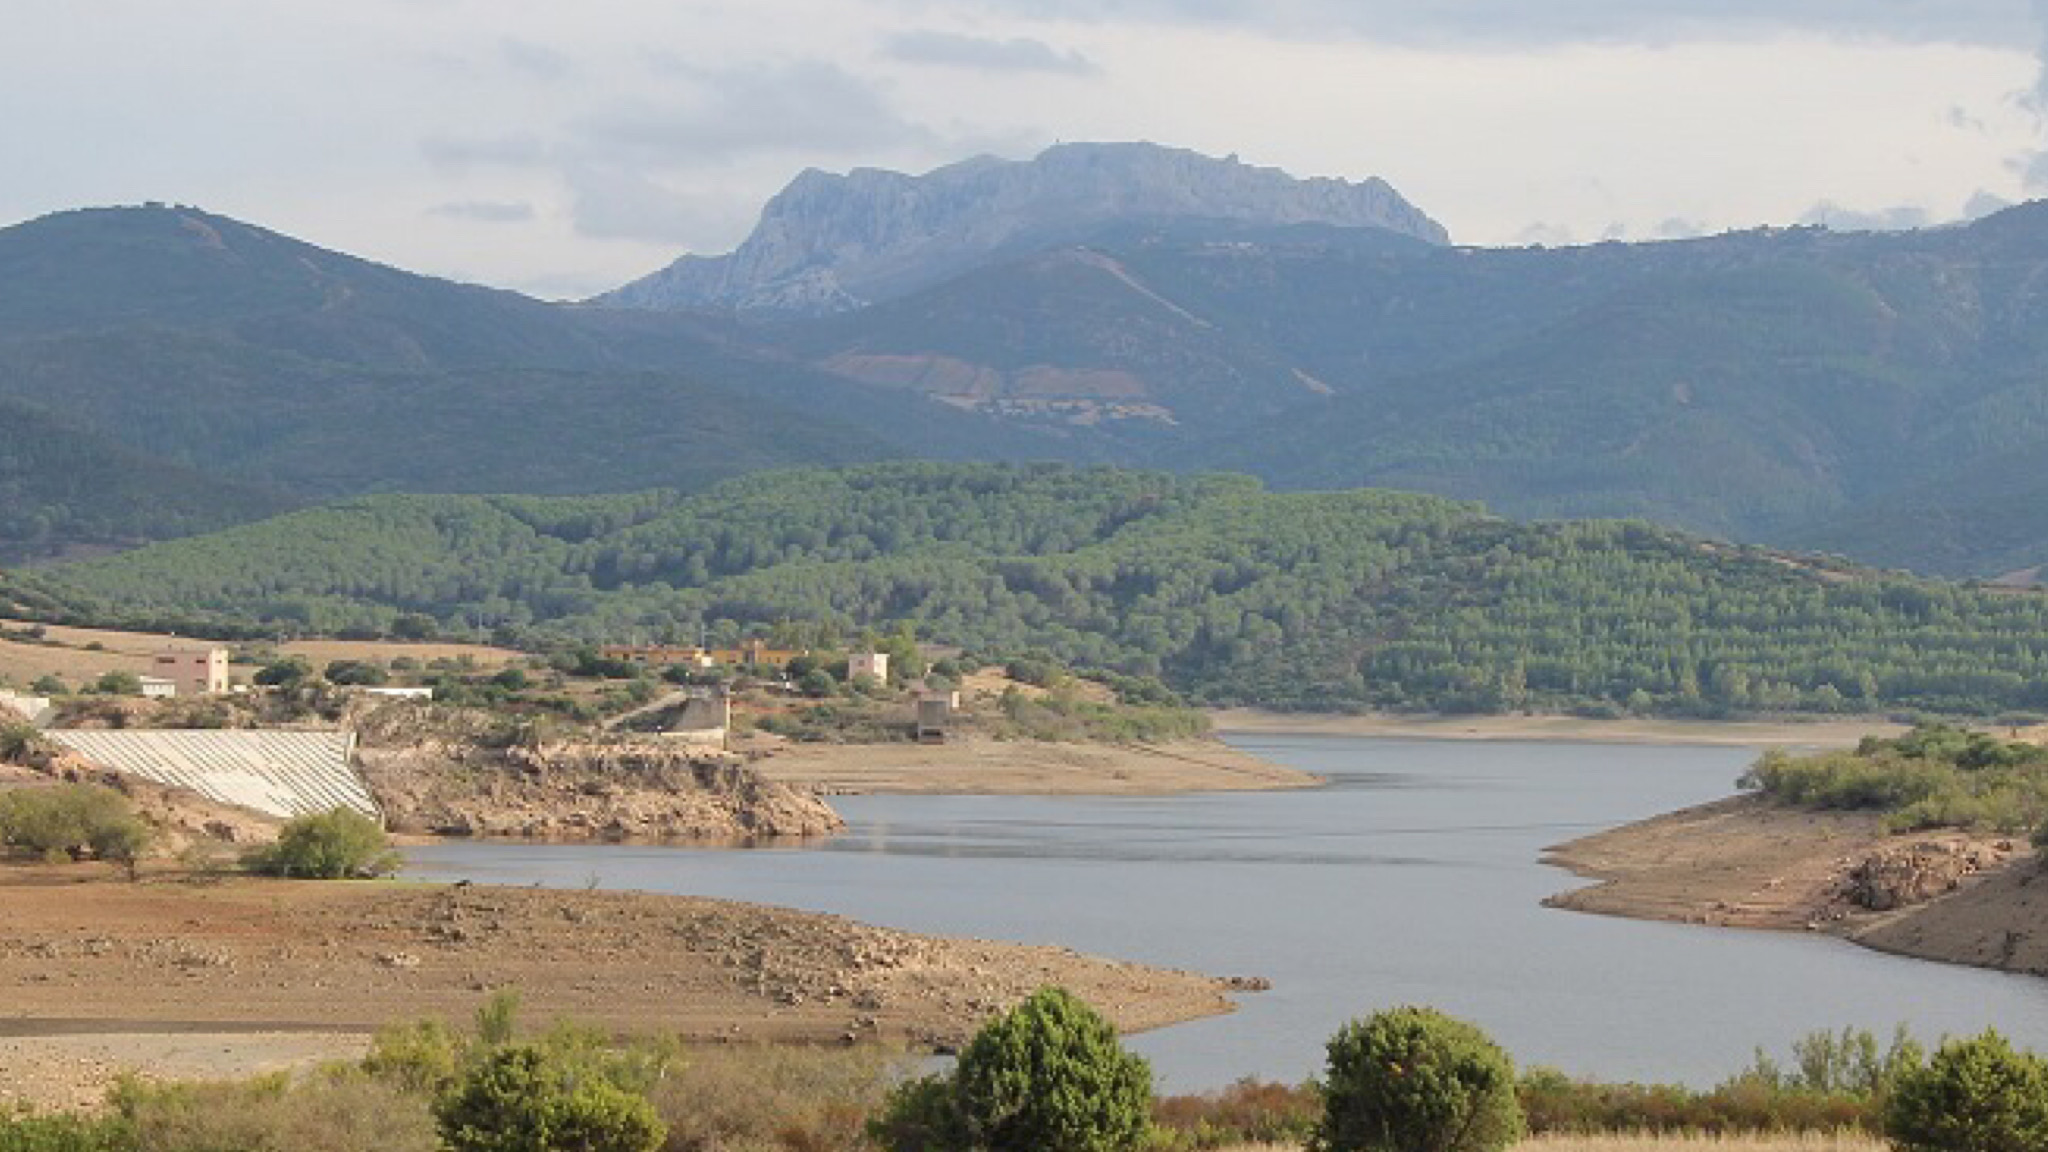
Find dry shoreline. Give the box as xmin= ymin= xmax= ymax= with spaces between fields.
xmin=0 ymin=867 xmax=1241 ymax=1110
xmin=751 ymin=736 xmax=1322 ymax=795
xmin=1542 ymin=794 xmax=2044 ymax=977
xmin=1212 ymin=709 xmax=1903 ymax=748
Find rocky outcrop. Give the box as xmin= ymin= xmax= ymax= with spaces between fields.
xmin=358 ymin=737 xmax=843 ymax=842
xmin=1840 ymin=837 xmax=2014 ymax=912
xmin=600 ymin=142 xmax=1447 ymax=314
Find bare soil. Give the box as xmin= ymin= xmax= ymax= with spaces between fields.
xmin=750 ymin=737 xmax=1321 ymax=795
xmin=0 ymin=617 xmax=520 ymax=689
xmin=1211 ymin=710 xmax=1902 ymax=749
xmin=0 ymin=866 xmax=1239 ymax=1101
xmin=1543 ymin=794 xmax=2040 ymax=974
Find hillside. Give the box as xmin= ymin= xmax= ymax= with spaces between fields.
xmin=0 ymin=204 xmax=1101 ymax=556
xmin=0 ymin=398 xmax=295 ymax=562
xmin=757 ymin=204 xmax=2048 ymax=574
xmin=35 ymin=462 xmax=2048 ymax=717
xmin=601 ymin=142 xmax=1447 ymax=313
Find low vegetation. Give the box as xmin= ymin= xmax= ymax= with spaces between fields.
xmin=1739 ymin=724 xmax=2048 ymax=835
xmin=9 ymin=995 xmax=2016 ymax=1152
xmin=0 ymin=783 xmax=150 ymax=877
xmin=240 ymin=808 xmax=399 ymax=879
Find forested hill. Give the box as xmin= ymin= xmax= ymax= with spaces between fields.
xmin=34 ymin=463 xmax=2048 ymax=718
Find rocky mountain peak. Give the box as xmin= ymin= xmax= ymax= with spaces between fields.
xmin=597 ymin=142 xmax=1448 ymax=315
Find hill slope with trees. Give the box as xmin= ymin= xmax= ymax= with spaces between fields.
xmin=33 ymin=463 xmax=2048 ymax=717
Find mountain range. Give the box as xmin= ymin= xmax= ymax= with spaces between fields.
xmin=4 ymin=144 xmax=2048 ymax=578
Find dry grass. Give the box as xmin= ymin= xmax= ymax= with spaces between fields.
xmin=1207 ymin=1138 xmax=1883 ymax=1152
xmin=0 ymin=617 xmax=523 ymax=691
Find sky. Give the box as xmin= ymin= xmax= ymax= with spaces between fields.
xmin=8 ymin=0 xmax=2048 ymax=299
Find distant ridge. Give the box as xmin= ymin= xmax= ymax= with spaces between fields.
xmin=599 ymin=142 xmax=1448 ymax=314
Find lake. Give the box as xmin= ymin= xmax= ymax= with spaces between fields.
xmin=404 ymin=734 xmax=2048 ymax=1091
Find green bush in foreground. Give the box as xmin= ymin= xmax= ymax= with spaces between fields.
xmin=1316 ymin=1007 xmax=1523 ymax=1152
xmin=241 ymin=808 xmax=398 ymax=879
xmin=435 ymin=1045 xmax=666 ymax=1152
xmin=872 ymin=987 xmax=1152 ymax=1152
xmin=0 ymin=784 xmax=151 ymax=875
xmin=1885 ymin=1029 xmax=2048 ymax=1152
xmin=0 ymin=1108 xmax=134 ymax=1152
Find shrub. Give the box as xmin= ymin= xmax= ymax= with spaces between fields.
xmin=1152 ymin=1079 xmax=1322 ymax=1150
xmin=28 ymin=676 xmax=64 ymax=696
xmin=1316 ymin=1007 xmax=1523 ymax=1152
xmin=435 ymin=1045 xmax=666 ymax=1152
xmin=0 ymin=785 xmax=152 ymax=873
xmin=1885 ymin=1029 xmax=2048 ymax=1152
xmin=242 ymin=809 xmax=399 ymax=878
xmin=91 ymin=672 xmax=141 ymax=697
xmin=324 ymin=660 xmax=389 ymax=686
xmin=112 ymin=1069 xmax=438 ymax=1152
xmin=650 ymin=1042 xmax=903 ymax=1151
xmin=0 ymin=1108 xmax=135 ymax=1152
xmin=874 ymin=986 xmax=1151 ymax=1152
xmin=253 ymin=658 xmax=312 ymax=687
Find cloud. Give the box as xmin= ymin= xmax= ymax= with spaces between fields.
xmin=429 ymin=200 xmax=535 ymax=223
xmin=499 ymin=37 xmax=572 ymax=81
xmin=577 ymin=59 xmax=937 ymax=162
xmin=943 ymin=0 xmax=2030 ymax=50
xmin=1796 ymin=200 xmax=1932 ymax=232
xmin=1965 ymin=189 xmax=2014 ymax=219
xmin=421 ymin=133 xmax=552 ymax=169
xmin=564 ymin=163 xmax=739 ymax=246
xmin=882 ymin=30 xmax=1098 ymax=75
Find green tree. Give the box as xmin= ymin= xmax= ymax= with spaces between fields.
xmin=1886 ymin=1030 xmax=2048 ymax=1152
xmin=874 ymin=986 xmax=1150 ymax=1152
xmin=324 ymin=659 xmax=389 ymax=686
xmin=92 ymin=671 xmax=142 ymax=696
xmin=1316 ymin=1007 xmax=1524 ymax=1152
xmin=0 ymin=784 xmax=151 ymax=873
xmin=28 ymin=675 xmax=64 ymax=696
xmin=434 ymin=1045 xmax=666 ymax=1152
xmin=242 ymin=809 xmax=399 ymax=879
xmin=253 ymin=657 xmax=313 ymax=687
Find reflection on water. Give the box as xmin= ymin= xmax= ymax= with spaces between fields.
xmin=406 ymin=735 xmax=2048 ymax=1092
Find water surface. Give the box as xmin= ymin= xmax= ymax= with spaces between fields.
xmin=406 ymin=735 xmax=2048 ymax=1090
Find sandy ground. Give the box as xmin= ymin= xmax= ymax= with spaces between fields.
xmin=751 ymin=737 xmax=1322 ymax=794
xmin=0 ymin=866 xmax=1239 ymax=1109
xmin=1543 ymin=794 xmax=2043 ymax=974
xmin=1211 ymin=710 xmax=1901 ymax=749
xmin=0 ymin=1029 xmax=369 ymax=1113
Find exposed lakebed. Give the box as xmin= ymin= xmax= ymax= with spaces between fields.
xmin=404 ymin=734 xmax=2048 ymax=1091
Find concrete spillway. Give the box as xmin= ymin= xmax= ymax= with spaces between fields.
xmin=43 ymin=729 xmax=378 ymax=821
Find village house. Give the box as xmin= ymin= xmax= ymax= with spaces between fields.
xmin=152 ymin=647 xmax=229 ymax=696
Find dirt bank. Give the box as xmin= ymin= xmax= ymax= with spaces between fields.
xmin=1212 ymin=710 xmax=1900 ymax=749
xmin=354 ymin=704 xmax=843 ymax=840
xmin=0 ymin=1030 xmax=369 ymax=1114
xmin=1543 ymin=794 xmax=2039 ymax=974
xmin=750 ymin=737 xmax=1320 ymax=795
xmin=0 ymin=867 xmax=1239 ymax=1059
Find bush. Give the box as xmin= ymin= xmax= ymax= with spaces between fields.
xmin=1316 ymin=1007 xmax=1523 ymax=1152
xmin=0 ymin=1108 xmax=134 ymax=1152
xmin=253 ymin=658 xmax=313 ymax=687
xmin=435 ymin=1045 xmax=666 ymax=1152
xmin=242 ymin=809 xmax=399 ymax=879
xmin=0 ymin=785 xmax=152 ymax=874
xmin=324 ymin=660 xmax=389 ymax=686
xmin=91 ymin=671 xmax=141 ymax=697
xmin=112 ymin=1069 xmax=438 ymax=1152
xmin=650 ymin=1042 xmax=903 ymax=1152
xmin=1152 ymin=1079 xmax=1321 ymax=1150
xmin=1885 ymin=1029 xmax=2048 ymax=1152
xmin=874 ymin=986 xmax=1151 ymax=1152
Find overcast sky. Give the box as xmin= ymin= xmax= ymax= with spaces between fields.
xmin=8 ymin=0 xmax=2048 ymax=298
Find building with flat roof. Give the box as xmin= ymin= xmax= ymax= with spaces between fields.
xmin=153 ymin=647 xmax=229 ymax=696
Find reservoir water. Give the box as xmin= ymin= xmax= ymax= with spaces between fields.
xmin=405 ymin=734 xmax=2048 ymax=1091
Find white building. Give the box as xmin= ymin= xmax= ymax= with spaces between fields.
xmin=136 ymin=676 xmax=178 ymax=699
xmin=848 ymin=651 xmax=890 ymax=682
